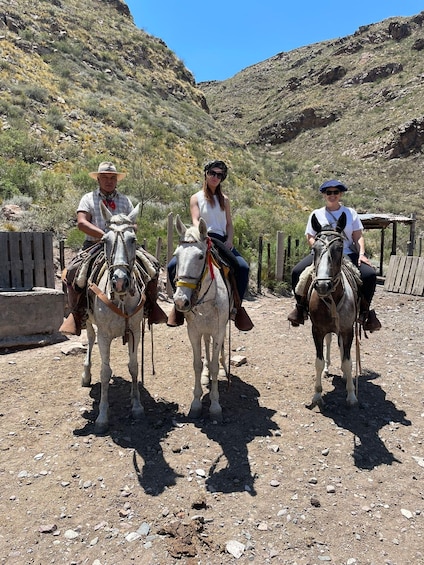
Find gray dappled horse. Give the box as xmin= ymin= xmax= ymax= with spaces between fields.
xmin=82 ymin=202 xmax=145 ymax=433
xmin=172 ymin=215 xmax=231 ymax=422
xmin=308 ymin=212 xmax=360 ymax=408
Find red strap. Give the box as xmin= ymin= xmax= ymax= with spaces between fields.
xmin=206 ymin=237 xmax=215 ymax=280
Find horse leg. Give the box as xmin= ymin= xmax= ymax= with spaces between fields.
xmin=82 ymin=321 xmax=95 ymax=387
xmin=188 ymin=333 xmax=203 ymax=419
xmin=128 ymin=330 xmax=144 ymax=421
xmin=95 ymin=334 xmax=113 ymax=433
xmin=219 ymin=342 xmax=228 ymax=378
xmin=340 ymin=330 xmax=357 ymax=406
xmin=201 ymin=335 xmax=211 ymax=386
xmin=208 ymin=339 xmax=223 ymax=422
xmin=312 ymin=328 xmax=325 ymax=408
xmin=323 ymin=333 xmax=332 ymax=374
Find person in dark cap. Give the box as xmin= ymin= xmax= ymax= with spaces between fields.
xmin=59 ymin=161 xmax=167 ymax=335
xmin=167 ymin=159 xmax=253 ymax=331
xmin=287 ymin=179 xmax=381 ymax=332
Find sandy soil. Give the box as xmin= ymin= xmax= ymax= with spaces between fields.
xmin=1 ymin=284 xmax=423 ymax=565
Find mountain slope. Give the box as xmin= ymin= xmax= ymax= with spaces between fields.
xmin=201 ymin=13 xmax=424 ymax=217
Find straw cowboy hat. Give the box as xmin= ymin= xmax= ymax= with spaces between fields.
xmin=89 ymin=161 xmax=126 ymax=181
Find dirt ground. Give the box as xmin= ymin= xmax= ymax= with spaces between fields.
xmin=1 ymin=282 xmax=424 ymax=565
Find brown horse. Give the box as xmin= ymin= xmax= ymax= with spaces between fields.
xmin=308 ymin=212 xmax=360 ymax=408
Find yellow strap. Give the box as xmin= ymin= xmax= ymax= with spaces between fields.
xmin=176 ymin=280 xmax=197 ymax=289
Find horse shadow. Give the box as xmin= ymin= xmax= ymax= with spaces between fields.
xmin=73 ymin=376 xmax=183 ymax=496
xmin=181 ymin=374 xmax=279 ymax=496
xmin=317 ymin=369 xmax=411 ymax=469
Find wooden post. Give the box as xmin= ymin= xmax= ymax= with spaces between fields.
xmin=257 ymin=235 xmax=263 ymax=294
xmin=275 ymin=231 xmax=284 ymax=282
xmin=166 ymin=213 xmax=174 ymax=297
xmin=408 ymin=213 xmax=416 ymax=256
xmin=379 ymin=228 xmax=385 ymax=277
xmin=155 ymin=237 xmax=162 ymax=261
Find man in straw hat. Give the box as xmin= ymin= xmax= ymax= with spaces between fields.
xmin=59 ymin=161 xmax=168 ymax=335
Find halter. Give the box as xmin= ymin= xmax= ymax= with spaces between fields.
xmin=175 ymin=236 xmax=217 ymax=306
xmin=312 ymin=229 xmax=344 ymax=292
xmin=104 ymin=225 xmax=137 ymax=292
xmin=88 ymin=222 xmax=144 ymax=346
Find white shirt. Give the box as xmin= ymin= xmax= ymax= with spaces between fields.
xmin=195 ymin=190 xmax=227 ymax=237
xmin=305 ymin=205 xmax=363 ymax=254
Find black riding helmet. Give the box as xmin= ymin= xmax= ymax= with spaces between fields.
xmin=204 ymin=160 xmax=228 ymax=181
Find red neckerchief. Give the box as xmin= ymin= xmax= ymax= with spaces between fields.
xmin=100 ymin=191 xmax=117 ymax=210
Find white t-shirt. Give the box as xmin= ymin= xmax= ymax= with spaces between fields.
xmin=305 ymin=205 xmax=363 ymax=254
xmin=195 ymin=190 xmax=227 ymax=237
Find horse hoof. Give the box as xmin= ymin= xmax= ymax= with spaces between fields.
xmin=188 ymin=407 xmax=202 ymax=419
xmin=81 ymin=376 xmax=91 ymax=387
xmin=94 ymin=421 xmax=108 ymax=434
xmin=132 ymin=409 xmax=145 ymax=421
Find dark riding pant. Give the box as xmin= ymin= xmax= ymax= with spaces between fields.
xmin=291 ymin=252 xmax=376 ymax=305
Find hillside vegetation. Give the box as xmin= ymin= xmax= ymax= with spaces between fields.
xmin=0 ymin=1 xmax=423 ymax=271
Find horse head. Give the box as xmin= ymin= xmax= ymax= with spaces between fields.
xmin=311 ymin=212 xmax=346 ymax=297
xmin=100 ymin=202 xmax=140 ymax=295
xmin=173 ymin=215 xmax=210 ymax=312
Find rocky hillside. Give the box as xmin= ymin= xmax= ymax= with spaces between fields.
xmin=0 ymin=2 xmax=423 ymax=244
xmin=201 ymin=13 xmax=424 ymax=217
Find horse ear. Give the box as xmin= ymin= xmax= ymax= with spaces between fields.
xmin=198 ymin=217 xmax=208 ymax=239
xmin=175 ymin=214 xmax=186 ymax=238
xmin=100 ymin=200 xmax=112 ymax=222
xmin=128 ymin=204 xmax=140 ymax=224
xmin=311 ymin=213 xmax=322 ymax=234
xmin=337 ymin=212 xmax=347 ymax=233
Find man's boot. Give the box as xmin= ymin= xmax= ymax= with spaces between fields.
xmin=167 ymin=306 xmax=185 ymax=327
xmin=288 ymin=294 xmax=308 ymax=327
xmin=59 ymin=285 xmax=86 ymax=336
xmin=144 ymin=278 xmax=168 ymax=325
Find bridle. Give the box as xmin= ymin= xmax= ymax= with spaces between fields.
xmin=175 ymin=236 xmax=217 ymax=306
xmin=311 ymin=229 xmax=344 ymax=296
xmin=104 ymin=225 xmax=137 ymax=289
xmin=88 ymin=222 xmax=144 ymax=347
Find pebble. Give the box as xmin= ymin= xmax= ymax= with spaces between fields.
xmin=125 ymin=531 xmax=141 ymax=542
xmin=137 ymin=522 xmax=150 ymax=536
xmin=270 ymin=479 xmax=280 ymax=487
xmin=226 ymin=539 xmax=245 ymax=558
xmin=326 ymin=485 xmax=336 ymax=493
xmin=401 ymin=508 xmax=413 ymax=519
xmin=64 ymin=529 xmax=79 ymax=540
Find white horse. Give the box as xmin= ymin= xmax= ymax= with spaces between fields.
xmin=173 ymin=215 xmax=231 ymax=422
xmin=82 ymin=202 xmax=146 ymax=433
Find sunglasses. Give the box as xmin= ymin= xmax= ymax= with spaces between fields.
xmin=325 ymin=190 xmax=340 ymax=196
xmin=207 ymin=170 xmax=224 ymax=179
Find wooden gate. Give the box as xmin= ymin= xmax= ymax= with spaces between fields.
xmin=384 ymin=255 xmax=424 ymax=296
xmin=0 ymin=232 xmax=55 ymax=290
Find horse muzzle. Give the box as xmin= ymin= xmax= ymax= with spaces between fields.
xmin=173 ymin=287 xmax=193 ymax=312
xmin=111 ymin=270 xmax=130 ymax=294
xmin=313 ymin=278 xmax=334 ymax=297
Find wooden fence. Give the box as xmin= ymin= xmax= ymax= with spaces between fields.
xmin=0 ymin=232 xmax=56 ymax=290
xmin=384 ymin=255 xmax=424 ymax=296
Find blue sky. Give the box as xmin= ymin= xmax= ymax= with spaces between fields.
xmin=125 ymin=1 xmax=424 ymax=83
